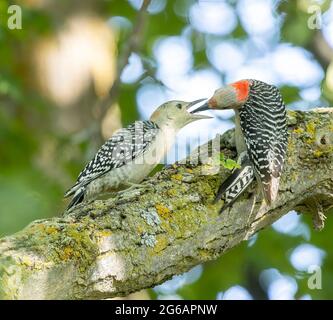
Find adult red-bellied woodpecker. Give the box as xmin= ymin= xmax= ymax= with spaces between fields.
xmin=193 ymin=79 xmax=288 ymax=210
xmin=64 ymin=99 xmax=211 ymax=209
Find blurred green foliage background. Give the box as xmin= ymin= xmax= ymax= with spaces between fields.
xmin=1 ymin=0 xmax=333 ymax=299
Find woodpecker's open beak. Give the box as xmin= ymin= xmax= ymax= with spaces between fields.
xmin=190 ymin=101 xmax=210 ymax=113
xmin=186 ymin=98 xmax=206 ymax=110
xmin=187 ymin=99 xmax=212 ymax=119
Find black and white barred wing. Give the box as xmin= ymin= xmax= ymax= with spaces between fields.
xmin=64 ymin=121 xmax=159 ymax=197
xmin=240 ymin=86 xmax=288 ymax=204
xmin=215 ymin=156 xmax=254 ymax=212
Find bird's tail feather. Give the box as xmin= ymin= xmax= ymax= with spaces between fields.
xmin=67 ymin=187 xmax=85 ymax=210
xmin=64 ymin=182 xmax=80 ymax=198
xmin=260 ymin=176 xmax=280 ymax=205
xmin=215 ymin=161 xmax=254 ymax=213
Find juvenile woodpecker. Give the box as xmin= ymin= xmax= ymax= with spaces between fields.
xmin=193 ymin=79 xmax=288 ymax=210
xmin=64 ymin=99 xmax=211 ymax=209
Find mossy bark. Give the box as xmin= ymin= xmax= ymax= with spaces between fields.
xmin=1 ymin=109 xmax=333 ymax=300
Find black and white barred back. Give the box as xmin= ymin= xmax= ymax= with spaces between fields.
xmin=64 ymin=120 xmax=159 ymax=199
xmin=239 ymin=79 xmax=288 ymax=203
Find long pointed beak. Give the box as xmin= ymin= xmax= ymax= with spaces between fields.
xmin=190 ymin=112 xmax=213 ymax=120
xmin=186 ymin=98 xmax=207 ymax=110
xmin=190 ymin=102 xmax=210 ymax=113
xmin=187 ymin=99 xmax=212 ymax=120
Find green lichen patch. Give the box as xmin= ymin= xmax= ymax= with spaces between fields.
xmin=153 ymin=235 xmax=169 ymax=253
xmin=155 ymin=204 xmax=171 ymax=219
xmin=293 ymin=127 xmax=304 ymax=134
xmin=286 ymin=112 xmax=333 ymax=171
xmin=0 ymin=256 xmax=20 ymax=299
xmin=12 ymin=221 xmax=98 ymax=272
xmin=171 ymin=174 xmax=183 ymax=182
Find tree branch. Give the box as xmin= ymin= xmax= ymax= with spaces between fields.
xmin=1 ymin=109 xmax=333 ymax=300
xmin=307 ymin=30 xmax=333 ymax=71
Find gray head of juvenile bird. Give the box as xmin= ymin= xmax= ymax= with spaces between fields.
xmin=149 ymin=99 xmax=213 ymax=129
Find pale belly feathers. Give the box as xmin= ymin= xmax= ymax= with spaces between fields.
xmin=85 ymin=128 xmax=176 ymax=199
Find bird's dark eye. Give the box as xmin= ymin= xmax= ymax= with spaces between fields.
xmin=176 ymin=103 xmax=182 ymax=109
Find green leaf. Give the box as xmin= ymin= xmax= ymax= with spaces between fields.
xmin=219 ymin=153 xmax=240 ymax=170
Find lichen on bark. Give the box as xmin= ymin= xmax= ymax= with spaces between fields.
xmin=0 ymin=109 xmax=332 ymax=300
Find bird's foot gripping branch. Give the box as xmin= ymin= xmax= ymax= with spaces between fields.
xmin=0 ymin=109 xmax=333 ymax=299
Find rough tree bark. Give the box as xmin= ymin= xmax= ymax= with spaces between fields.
xmin=0 ymin=109 xmax=333 ymax=300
